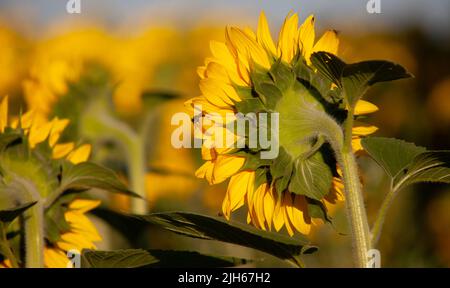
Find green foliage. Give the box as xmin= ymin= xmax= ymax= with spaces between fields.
xmin=362 ymin=137 xmax=450 ymax=192
xmin=311 ymin=52 xmax=412 ymax=109
xmin=58 ymin=162 xmax=135 ymax=197
xmin=0 ymin=202 xmax=36 ymax=224
xmin=135 ymin=212 xmax=317 ymax=265
xmin=81 ymin=249 xmax=250 ymax=268
xmin=361 ymin=137 xmax=426 ymax=178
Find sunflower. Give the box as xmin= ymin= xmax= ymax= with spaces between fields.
xmin=187 ymin=11 xmax=378 ymax=236
xmin=0 ymin=96 xmax=101 ymax=268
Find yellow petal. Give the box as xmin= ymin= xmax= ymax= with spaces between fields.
xmin=272 ymin=200 xmax=285 ymax=232
xmin=28 ymin=121 xmax=53 ymax=148
xmin=195 ymin=161 xmax=215 ymax=184
xmin=49 ymin=118 xmax=70 ymax=146
xmin=282 ymin=201 xmax=295 ymax=236
xmin=263 ymin=186 xmax=275 ymax=230
xmin=352 ymin=137 xmax=363 ymax=153
xmin=65 ymin=211 xmax=102 ymax=242
xmin=354 ymin=100 xmax=379 ymax=115
xmin=226 ymin=171 xmax=252 ymax=213
xmin=200 ymin=78 xmax=234 ymax=108
xmin=211 ymin=155 xmax=245 ymax=184
xmin=69 ymin=199 xmax=101 ymax=213
xmin=67 ymin=144 xmax=91 ymax=164
xmin=254 ymin=183 xmax=267 ymax=230
xmin=44 ymin=248 xmax=69 ymax=268
xmin=352 ymin=123 xmax=378 ymax=136
xmin=210 ymin=41 xmax=248 ymax=86
xmin=0 ymin=96 xmax=8 ymax=133
xmin=197 ymin=66 xmax=207 ymax=79
xmin=226 ymin=27 xmax=271 ymax=70
xmin=312 ymin=30 xmax=339 ymax=55
xmin=257 ymin=11 xmax=276 ymax=56
xmin=52 ymin=142 xmax=75 ymax=159
xmin=277 ymin=13 xmax=299 ymax=63
xmin=291 ymin=195 xmax=311 ymax=235
xmin=205 ymin=62 xmax=229 ymax=83
xmin=298 ymin=15 xmax=315 ymax=61
xmin=57 ymin=231 xmax=96 ymax=252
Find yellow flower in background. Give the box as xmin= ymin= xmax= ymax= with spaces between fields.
xmin=189 ymin=11 xmax=378 ymax=236
xmin=0 ymin=96 xmax=101 ymax=268
xmin=23 ymin=27 xmax=182 ymax=117
xmin=0 ymin=26 xmax=28 ymax=96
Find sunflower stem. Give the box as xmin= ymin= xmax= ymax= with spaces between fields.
xmin=129 ymin=138 xmax=147 ymax=214
xmin=371 ymin=180 xmax=397 ymax=247
xmin=24 ymin=201 xmax=44 ymax=268
xmin=337 ymin=109 xmax=371 ymax=268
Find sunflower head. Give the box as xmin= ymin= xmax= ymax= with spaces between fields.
xmin=189 ymin=12 xmax=379 ymax=236
xmin=0 ymin=96 xmax=101 ymax=268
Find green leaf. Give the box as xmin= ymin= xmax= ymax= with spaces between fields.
xmin=59 ymin=162 xmax=137 ymax=197
xmin=361 ymin=137 xmax=426 ymax=178
xmin=135 ymin=212 xmax=317 ymax=264
xmin=395 ymin=151 xmax=450 ymax=190
xmin=81 ymin=249 xmax=250 ymax=268
xmin=288 ymin=152 xmax=333 ymax=201
xmin=0 ymin=202 xmax=36 ymax=223
xmin=361 ymin=137 xmax=450 ymax=192
xmin=234 ymin=98 xmax=266 ymax=114
xmin=310 ymin=52 xmax=346 ymax=86
xmin=311 ymin=52 xmax=412 ymax=108
xmin=269 ymin=60 xmax=295 ymax=92
xmin=342 ymin=60 xmax=412 ymax=107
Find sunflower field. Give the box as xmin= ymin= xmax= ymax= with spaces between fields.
xmin=0 ymin=0 xmax=449 ymax=269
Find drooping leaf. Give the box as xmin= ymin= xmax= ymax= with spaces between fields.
xmin=0 ymin=201 xmax=36 ymax=223
xmin=311 ymin=52 xmax=412 ymax=108
xmin=342 ymin=60 xmax=412 ymax=107
xmin=135 ymin=212 xmax=317 ymax=264
xmin=59 ymin=162 xmax=137 ymax=197
xmin=361 ymin=137 xmax=426 ymax=178
xmin=289 ymin=152 xmax=333 ymax=201
xmin=361 ymin=137 xmax=450 ymax=192
xmin=395 ymin=151 xmax=450 ymax=191
xmin=310 ymin=52 xmax=346 ymax=86
xmin=81 ymin=249 xmax=250 ymax=268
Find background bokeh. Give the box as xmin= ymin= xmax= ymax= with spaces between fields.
xmin=0 ymin=0 xmax=449 ymax=267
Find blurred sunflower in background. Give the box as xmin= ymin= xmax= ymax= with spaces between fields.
xmin=188 ymin=11 xmax=379 ymax=236
xmin=0 ymin=96 xmax=101 ymax=268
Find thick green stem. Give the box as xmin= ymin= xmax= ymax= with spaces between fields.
xmin=24 ymin=201 xmax=44 ymax=268
xmin=339 ymin=150 xmax=371 ymax=267
xmin=337 ymin=109 xmax=372 ymax=268
xmin=0 ymin=222 xmax=19 ymax=268
xmin=129 ymin=139 xmax=147 ymax=214
xmin=371 ymin=180 xmax=397 ymax=247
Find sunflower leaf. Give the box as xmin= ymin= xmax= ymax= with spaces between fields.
xmin=361 ymin=137 xmax=450 ymax=192
xmin=0 ymin=201 xmax=36 ymax=223
xmin=311 ymin=52 xmax=412 ymax=108
xmin=310 ymin=52 xmax=346 ymax=86
xmin=58 ymin=162 xmax=137 ymax=197
xmin=134 ymin=212 xmax=317 ymax=264
xmin=81 ymin=249 xmax=250 ymax=268
xmin=394 ymin=151 xmax=450 ymax=191
xmin=289 ymin=151 xmax=333 ymax=201
xmin=342 ymin=60 xmax=412 ymax=107
xmin=361 ymin=137 xmax=426 ymax=178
